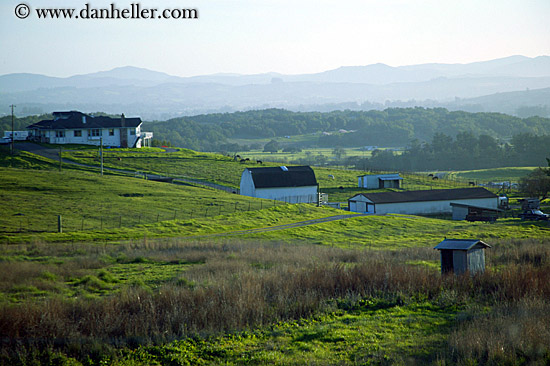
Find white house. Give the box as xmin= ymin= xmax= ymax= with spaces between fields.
xmin=348 ymin=187 xmax=497 ymax=215
xmin=358 ymin=173 xmax=403 ymax=189
xmin=26 ymin=111 xmax=153 ymax=148
xmin=240 ymin=166 xmax=318 ymax=203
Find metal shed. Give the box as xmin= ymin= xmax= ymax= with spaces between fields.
xmin=358 ymin=173 xmax=403 ymax=189
xmin=434 ymin=239 xmax=491 ymax=275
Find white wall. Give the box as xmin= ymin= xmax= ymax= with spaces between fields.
xmin=34 ymin=127 xmax=145 ymax=147
xmin=349 ymin=197 xmax=497 ymax=215
xmin=373 ymin=197 xmax=497 ymax=215
xmin=240 ymin=170 xmax=318 ymax=203
xmin=255 ymin=186 xmax=318 ymax=203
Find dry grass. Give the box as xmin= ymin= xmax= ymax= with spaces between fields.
xmin=1 ymin=238 xmax=549 ymax=364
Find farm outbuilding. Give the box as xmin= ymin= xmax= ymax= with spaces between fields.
xmin=358 ymin=173 xmax=403 ymax=189
xmin=450 ymin=202 xmax=502 ymax=222
xmin=240 ymin=166 xmax=318 ymax=203
xmin=434 ymin=239 xmax=491 ymax=275
xmin=348 ymin=187 xmax=497 ymax=215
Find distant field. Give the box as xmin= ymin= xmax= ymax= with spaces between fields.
xmin=235 ymin=147 xmax=375 ymax=163
xmin=448 ymin=167 xmax=538 ymax=182
xmin=60 ymin=147 xmax=471 ymax=205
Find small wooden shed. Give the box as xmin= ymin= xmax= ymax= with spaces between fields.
xmin=434 ymin=239 xmax=491 ymax=275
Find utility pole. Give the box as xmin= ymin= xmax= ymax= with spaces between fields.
xmin=9 ymin=104 xmax=15 ymax=155
xmin=100 ymin=137 xmax=104 ymax=176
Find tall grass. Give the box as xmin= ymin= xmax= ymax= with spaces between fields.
xmin=1 ymin=238 xmax=549 ymax=364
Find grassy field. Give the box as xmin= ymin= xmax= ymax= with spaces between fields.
xmin=1 ymin=166 xmax=359 ymax=243
xmin=59 ymin=147 xmax=475 ymax=203
xmin=1 ymin=238 xmax=549 ymax=365
xmin=235 ymin=147 xmax=376 ymax=163
xmin=2 ymin=147 xmax=550 ymax=365
xmin=447 ymin=166 xmax=538 ymax=182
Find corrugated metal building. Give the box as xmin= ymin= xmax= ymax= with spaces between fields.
xmin=434 ymin=239 xmax=491 ymax=275
xmin=358 ymin=173 xmax=403 ymax=189
xmin=240 ymin=166 xmax=318 ymax=203
xmin=348 ymin=187 xmax=497 ymax=215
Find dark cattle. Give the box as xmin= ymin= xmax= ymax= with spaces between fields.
xmin=256 ymin=160 xmax=263 ymax=164
xmin=339 ymin=186 xmax=344 ymax=190
xmin=117 ymin=157 xmax=122 ymax=161
xmin=245 ymin=158 xmax=250 ymax=161
xmin=428 ymin=174 xmax=434 ymax=177
xmin=432 ymin=176 xmax=439 ymax=180
xmin=469 ymin=181 xmax=476 ymax=186
xmin=240 ymin=159 xmax=246 ymax=163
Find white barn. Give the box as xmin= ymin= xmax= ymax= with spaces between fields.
xmin=358 ymin=173 xmax=403 ymax=189
xmin=27 ymin=111 xmax=153 ymax=148
xmin=348 ymin=188 xmax=497 ymax=215
xmin=240 ymin=166 xmax=318 ymax=203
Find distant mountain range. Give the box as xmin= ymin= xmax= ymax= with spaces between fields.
xmin=1 ymin=55 xmax=549 ymax=119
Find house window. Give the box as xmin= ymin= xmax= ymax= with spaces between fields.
xmin=129 ymin=128 xmax=136 ymax=136
xmin=55 ymin=130 xmax=65 ymax=138
xmin=109 ymin=129 xmax=115 ymax=136
xmin=74 ymin=130 xmax=82 ymax=137
xmin=89 ymin=129 xmax=101 ymax=137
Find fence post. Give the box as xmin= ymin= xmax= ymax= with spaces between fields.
xmin=57 ymin=215 xmax=62 ymax=233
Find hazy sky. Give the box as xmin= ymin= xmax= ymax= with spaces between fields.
xmin=1 ymin=0 xmax=549 ymax=77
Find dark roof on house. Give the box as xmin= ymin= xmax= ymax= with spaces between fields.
xmin=26 ymin=111 xmax=141 ymax=130
xmin=349 ymin=187 xmax=497 ymax=204
xmin=246 ymin=166 xmax=317 ymax=189
xmin=434 ymin=239 xmax=491 ymax=251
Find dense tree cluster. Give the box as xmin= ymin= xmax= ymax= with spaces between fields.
xmin=362 ymin=133 xmax=550 ymax=171
xmin=145 ymin=108 xmax=550 ymax=151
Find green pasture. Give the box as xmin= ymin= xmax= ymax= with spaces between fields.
xmin=127 ymin=301 xmax=454 ymax=365
xmin=59 ymin=146 xmax=474 ymax=204
xmin=0 ymin=166 xmax=311 ymax=240
xmin=447 ymin=166 xmax=538 ymax=182
xmin=235 ymin=147 xmax=375 ymax=163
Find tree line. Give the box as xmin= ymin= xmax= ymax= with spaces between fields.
xmin=145 ymin=107 xmax=550 ymax=150
xmin=361 ymin=132 xmax=550 ymax=171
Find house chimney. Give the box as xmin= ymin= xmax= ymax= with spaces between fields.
xmin=121 ymin=113 xmax=126 ymax=127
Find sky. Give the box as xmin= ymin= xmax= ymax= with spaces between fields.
xmin=1 ymin=0 xmax=549 ymax=77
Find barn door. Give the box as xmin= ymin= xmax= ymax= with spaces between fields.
xmin=441 ymin=251 xmax=454 ymax=274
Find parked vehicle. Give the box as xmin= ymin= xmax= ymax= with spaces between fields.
xmin=519 ymin=209 xmax=549 ymax=221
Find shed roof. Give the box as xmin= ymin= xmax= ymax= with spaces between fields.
xmin=245 ymin=166 xmax=317 ymax=189
xmin=357 ymin=173 xmax=402 ymax=179
xmin=27 ymin=111 xmax=141 ymax=130
xmin=434 ymin=239 xmax=491 ymax=251
xmin=378 ymin=174 xmax=403 ymax=181
xmin=349 ymin=187 xmax=496 ymax=204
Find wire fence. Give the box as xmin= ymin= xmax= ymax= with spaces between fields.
xmin=4 ymin=200 xmax=291 ymax=234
